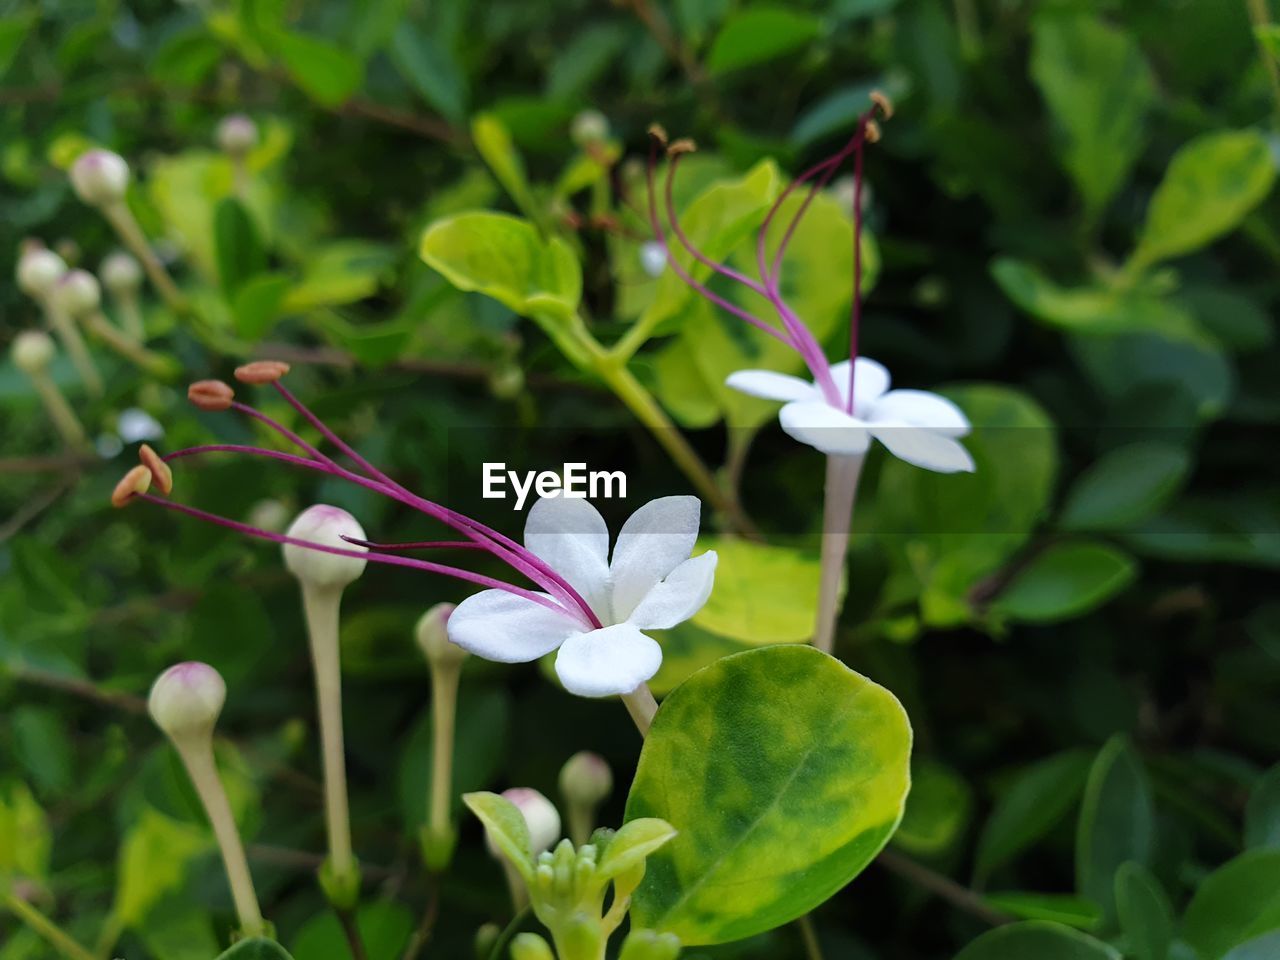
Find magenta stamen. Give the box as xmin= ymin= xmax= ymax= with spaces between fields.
xmin=847 ymin=117 xmax=868 ymax=415
xmin=137 ymin=493 xmax=572 ymax=617
xmin=270 ymin=381 xmax=390 ymax=484
xmin=341 ymin=537 xmax=485 ymax=552
xmin=231 ymin=401 xmax=338 ymax=469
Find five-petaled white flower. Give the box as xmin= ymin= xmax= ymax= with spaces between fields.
xmin=446 ymin=495 xmax=717 ymax=698
xmin=728 ymin=356 xmax=975 ymax=473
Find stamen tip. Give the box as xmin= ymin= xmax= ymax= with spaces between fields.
xmin=139 ymin=444 xmax=173 ymax=495
xmin=865 ymin=120 xmax=882 ymax=143
xmin=667 ymin=138 xmax=697 ymax=157
xmin=112 ymin=464 xmax=151 ymax=508
xmin=647 ymin=123 xmax=669 ymax=146
xmin=870 ymin=90 xmax=895 ymax=119
xmin=188 ymin=379 xmax=235 ymax=411
xmin=234 ymin=360 xmax=291 ymax=384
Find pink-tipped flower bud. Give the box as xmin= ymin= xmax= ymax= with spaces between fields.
xmin=559 ymin=752 xmax=613 ymax=809
xmin=415 ymin=602 xmax=466 ymax=669
xmin=490 ymin=788 xmax=561 ymax=856
xmin=100 ymin=251 xmax=142 ymax=297
xmin=217 ymin=114 xmax=259 ymax=157
xmin=50 ymin=269 xmax=101 ymax=318
xmin=16 ymin=245 xmax=67 ymax=299
xmin=570 ymin=109 xmax=609 ymax=147
xmin=283 ymin=505 xmax=368 ymax=590
xmin=11 ymin=330 xmax=56 ymax=374
xmin=70 ymin=149 xmax=130 ymax=206
xmin=148 ymin=661 xmax=226 ymax=745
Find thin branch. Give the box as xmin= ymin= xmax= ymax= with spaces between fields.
xmin=877 ymin=849 xmax=1013 ymax=927
xmin=8 ymin=665 xmax=147 ymax=713
xmin=340 ymin=99 xmax=461 ymax=145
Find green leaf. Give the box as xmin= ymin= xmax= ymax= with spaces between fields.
xmin=974 ymin=750 xmax=1093 ymax=885
xmin=1075 ymin=737 xmax=1154 ymax=926
xmin=214 ymin=198 xmax=266 ymax=297
xmin=985 ymin=893 xmax=1102 ymax=930
xmin=706 ymin=8 xmax=823 ymax=75
xmin=419 ymin=212 xmax=582 ymax=321
xmin=471 ymin=114 xmax=542 ymax=227
xmin=626 ymin=645 xmax=912 ymax=945
xmin=10 ymin=707 xmax=73 ymax=796
xmin=113 ymin=807 xmax=210 ymax=927
xmin=0 ymin=10 xmax=35 ymax=79
xmin=274 ymin=31 xmax=363 ymax=106
xmin=893 ymin=761 xmax=973 ymax=857
xmin=1115 ymin=862 xmax=1173 ymax=960
xmin=1131 ymin=130 xmax=1277 ymax=269
xmin=150 ymin=28 xmax=225 ymax=87
xmin=953 ymin=921 xmax=1121 ymax=960
xmin=390 ymin=24 xmax=466 ymax=124
xmin=1030 ymin=13 xmax=1154 ymax=219
xmin=1245 ymin=764 xmax=1280 ymax=850
xmin=232 ymin=273 xmax=292 ymax=339
xmin=991 ymin=542 xmax=1136 ymax=624
xmin=0 ymin=782 xmax=50 ymax=881
xmin=214 ymin=939 xmax=295 ymax=960
xmin=1060 ymin=443 xmax=1191 ymax=531
xmin=1223 ymin=932 xmax=1280 ymax=960
xmin=280 ymin=241 xmax=394 ymax=312
xmin=290 ymin=900 xmax=412 ymax=960
xmin=463 ymin=791 xmax=535 ymax=879
xmin=690 ymin=537 xmax=826 ymax=644
xmin=1182 ymin=850 xmax=1280 ymax=960
xmin=596 ymin=819 xmax=678 ymax=881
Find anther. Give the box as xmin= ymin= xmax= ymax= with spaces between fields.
xmin=139 ymin=444 xmax=173 ymax=494
xmin=865 ymin=120 xmax=882 ymax=143
xmin=188 ymin=380 xmax=235 ymax=411
xmin=647 ymin=123 xmax=669 ymax=147
xmin=234 ymin=360 xmax=291 ymax=384
xmin=667 ymin=138 xmax=697 ymax=157
xmin=870 ymin=90 xmax=895 ymax=120
xmin=112 ymin=464 xmax=152 ymax=508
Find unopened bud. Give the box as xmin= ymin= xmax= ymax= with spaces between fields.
xmin=148 ymin=661 xmax=226 ymax=745
xmin=640 ymin=241 xmax=666 ymax=278
xmin=217 ymin=114 xmax=259 ymax=157
xmin=100 ymin=251 xmax=142 ymax=297
xmin=415 ymin=603 xmax=466 ymax=669
xmin=510 ymin=934 xmax=555 ymax=960
xmin=234 ymin=360 xmax=290 ymax=384
xmin=11 ymin=330 xmax=55 ymax=374
xmin=248 ymin=498 xmax=291 ymax=534
xmin=50 ymin=269 xmax=101 ymax=318
xmin=188 ymin=379 xmax=235 ymax=411
xmin=473 ymin=923 xmax=501 ymax=960
xmin=560 ymin=752 xmax=613 ymax=808
xmin=70 ymin=149 xmax=130 ymax=206
xmin=139 ymin=445 xmax=173 ymax=495
xmin=111 ymin=464 xmax=152 ymax=507
xmin=283 ymin=505 xmax=368 ymax=590
xmin=571 ymin=109 xmax=609 ymax=147
xmin=491 ymin=788 xmax=561 ymax=856
xmin=16 ymin=245 xmax=67 ymax=299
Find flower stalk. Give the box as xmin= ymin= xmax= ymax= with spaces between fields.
xmin=620 ymin=685 xmax=659 ymax=737
xmin=415 ymin=603 xmax=466 ymax=871
xmin=10 ymin=332 xmax=89 ymax=450
xmin=99 ymin=199 xmax=188 ymax=314
xmin=1 ymin=892 xmax=97 ymax=960
xmin=813 ymin=455 xmax=864 ymax=654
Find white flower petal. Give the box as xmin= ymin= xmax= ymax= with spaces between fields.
xmin=446 ymin=589 xmax=578 ymax=663
xmin=868 ymin=389 xmax=971 ymax=437
xmin=627 ymin=551 xmax=718 ymax=630
xmin=778 ymin=401 xmax=872 ymax=456
xmin=524 ymin=496 xmax=610 ymax=609
xmin=725 ymin=369 xmax=818 ymax=403
xmin=828 ymin=357 xmax=890 ymax=413
xmin=609 ymin=496 xmax=702 ymax=620
xmin=554 ymin=623 xmax=663 ymax=698
xmin=869 ymin=421 xmax=976 ymax=473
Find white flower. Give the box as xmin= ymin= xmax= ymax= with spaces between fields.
xmin=447 ymin=496 xmax=717 ymax=698
xmin=727 ymin=356 xmax=975 ymax=473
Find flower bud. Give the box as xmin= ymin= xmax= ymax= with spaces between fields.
xmin=11 ymin=330 xmax=55 ymax=374
xmin=570 ymin=109 xmax=609 ymax=147
xmin=619 ymin=930 xmax=682 ymax=960
xmin=639 ymin=241 xmax=667 ymax=279
xmin=217 ymin=114 xmax=259 ymax=157
xmin=16 ymin=245 xmax=67 ymax=299
xmin=509 ymin=933 xmax=555 ymax=960
xmin=70 ymin=149 xmax=130 ymax=206
xmin=283 ymin=505 xmax=368 ymax=590
xmin=248 ymin=498 xmax=291 ymax=534
xmin=415 ymin=603 xmax=466 ymax=669
xmin=473 ymin=923 xmax=501 ymax=960
xmin=491 ymin=788 xmax=561 ymax=856
xmin=100 ymin=251 xmax=142 ymax=297
xmin=50 ymin=269 xmax=101 ymax=318
xmin=559 ymin=751 xmax=613 ymax=808
xmin=148 ymin=662 xmax=226 ymax=745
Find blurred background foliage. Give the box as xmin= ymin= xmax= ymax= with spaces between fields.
xmin=3 ymin=0 xmax=1280 ymax=958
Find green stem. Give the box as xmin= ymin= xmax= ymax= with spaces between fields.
xmin=100 ymin=200 xmax=189 ymax=314
xmin=797 ymin=914 xmax=824 ymax=960
xmin=427 ymin=660 xmax=461 ymax=853
xmin=487 ymin=906 xmax=533 ymax=960
xmin=29 ymin=373 xmax=89 ymax=449
xmin=813 ymin=455 xmax=863 ymax=655
xmin=83 ymin=311 xmax=175 ymax=379
xmin=41 ymin=301 xmax=102 ymax=397
xmin=2 ymin=894 xmax=96 ymax=960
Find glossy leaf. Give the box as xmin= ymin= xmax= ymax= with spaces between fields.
xmin=691 ymin=536 xmax=827 ymax=644
xmin=991 ymin=542 xmax=1137 ymax=624
xmin=464 ymin=791 xmax=535 ymax=879
xmin=986 ymin=893 xmax=1101 ymax=929
xmin=1131 ymin=130 xmax=1277 ymax=269
xmin=706 ymin=8 xmax=823 ymax=75
xmin=1060 ymin=442 xmax=1191 ymax=531
xmin=626 ymin=645 xmax=911 ymax=944
xmin=954 ymin=921 xmax=1121 ymax=960
xmin=1182 ymin=850 xmax=1280 ymax=959
xmin=596 ymin=819 xmax=679 ymax=881
xmin=1115 ymin=861 xmax=1173 ymax=960
xmin=274 ymin=31 xmax=363 ymax=107
xmin=1075 ymin=737 xmax=1154 ymax=925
